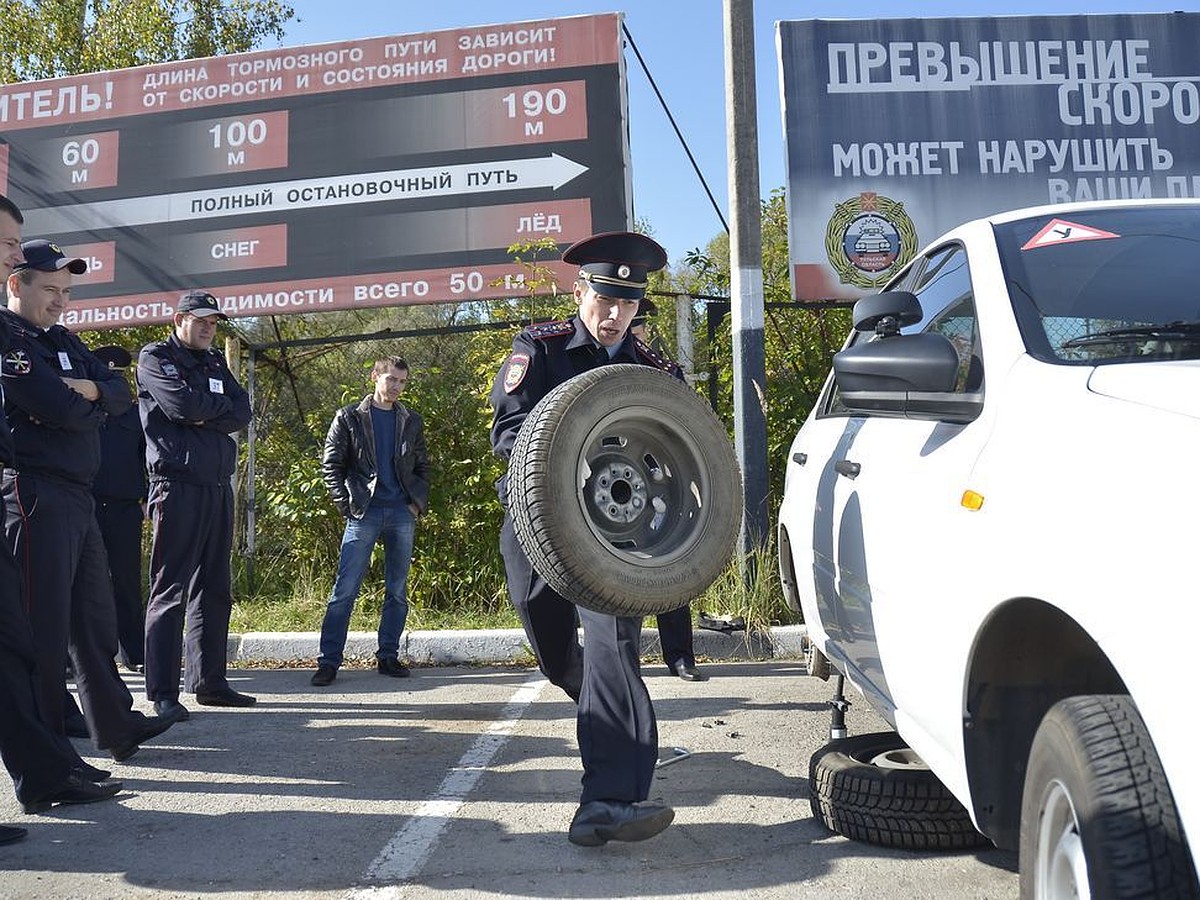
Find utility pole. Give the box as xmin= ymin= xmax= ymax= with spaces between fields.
xmin=723 ymin=0 xmax=770 ymax=554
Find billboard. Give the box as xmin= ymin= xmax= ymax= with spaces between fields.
xmin=778 ymin=13 xmax=1200 ymax=301
xmin=0 ymin=14 xmax=630 ymax=329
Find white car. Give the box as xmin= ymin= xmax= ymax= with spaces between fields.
xmin=777 ymin=200 xmax=1200 ymax=897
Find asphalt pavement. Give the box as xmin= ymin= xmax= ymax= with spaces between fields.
xmin=0 ymin=651 xmax=1019 ymax=900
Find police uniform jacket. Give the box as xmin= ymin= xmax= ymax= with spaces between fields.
xmin=490 ymin=316 xmax=679 ymax=500
xmin=322 ymin=395 xmax=430 ymax=520
xmin=137 ymin=333 xmax=250 ymax=485
xmin=0 ymin=313 xmax=14 ymax=468
xmin=93 ymin=403 xmax=147 ymax=501
xmin=0 ymin=308 xmax=132 ymax=486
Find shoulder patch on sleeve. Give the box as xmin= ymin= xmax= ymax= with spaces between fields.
xmin=502 ymin=353 xmax=531 ymax=393
xmin=160 ymin=361 xmax=180 ymax=378
xmin=525 ymin=320 xmax=574 ymax=341
xmin=2 ymin=349 xmax=31 ymax=376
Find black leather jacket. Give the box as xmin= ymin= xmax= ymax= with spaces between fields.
xmin=322 ymin=395 xmax=430 ymax=520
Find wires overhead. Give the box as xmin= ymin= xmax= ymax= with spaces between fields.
xmin=622 ymin=21 xmax=730 ymax=236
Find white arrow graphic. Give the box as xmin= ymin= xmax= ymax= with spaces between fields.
xmin=23 ymin=152 xmax=591 ymax=234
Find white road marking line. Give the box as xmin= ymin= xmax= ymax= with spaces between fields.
xmin=348 ymin=673 xmax=547 ymax=897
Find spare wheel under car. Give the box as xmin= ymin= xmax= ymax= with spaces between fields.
xmin=809 ymin=731 xmax=991 ymax=851
xmin=507 ymin=364 xmax=743 ymax=617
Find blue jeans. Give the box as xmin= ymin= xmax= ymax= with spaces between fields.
xmin=317 ymin=504 xmax=414 ymax=668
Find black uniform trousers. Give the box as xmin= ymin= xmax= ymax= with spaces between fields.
xmin=0 ymin=539 xmax=76 ymax=805
xmin=656 ymin=604 xmax=695 ymax=672
xmin=500 ymin=515 xmax=658 ymax=805
xmin=95 ymin=498 xmax=146 ymax=668
xmin=2 ymin=471 xmax=149 ymax=750
xmin=144 ymin=479 xmax=234 ymax=700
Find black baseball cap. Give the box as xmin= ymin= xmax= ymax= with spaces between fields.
xmin=177 ymin=290 xmax=227 ymax=319
xmin=14 ymin=239 xmax=87 ymax=275
xmin=563 ymin=231 xmax=667 ymax=301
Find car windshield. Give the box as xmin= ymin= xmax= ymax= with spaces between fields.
xmin=994 ymin=205 xmax=1200 ymax=365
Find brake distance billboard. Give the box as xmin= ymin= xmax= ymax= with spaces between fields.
xmin=778 ymin=13 xmax=1200 ymax=301
xmin=0 ymin=14 xmax=630 ymax=329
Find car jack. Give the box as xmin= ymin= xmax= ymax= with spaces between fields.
xmin=828 ymin=674 xmax=851 ymax=741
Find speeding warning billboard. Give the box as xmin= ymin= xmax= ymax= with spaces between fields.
xmin=0 ymin=14 xmax=630 ymax=329
xmin=778 ymin=13 xmax=1200 ymax=301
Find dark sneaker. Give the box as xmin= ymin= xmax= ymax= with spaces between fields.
xmin=311 ymin=664 xmax=337 ymax=687
xmin=377 ymin=658 xmax=410 ymax=678
xmin=568 ymin=799 xmax=674 ymax=846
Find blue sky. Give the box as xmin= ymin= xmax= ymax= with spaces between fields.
xmin=280 ymin=0 xmax=1192 ymax=265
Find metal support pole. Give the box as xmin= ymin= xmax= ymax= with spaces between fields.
xmin=244 ymin=346 xmax=257 ymax=592
xmin=724 ymin=0 xmax=770 ymax=554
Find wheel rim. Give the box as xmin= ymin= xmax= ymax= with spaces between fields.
xmin=576 ymin=405 xmax=712 ymax=565
xmin=1035 ymin=779 xmax=1092 ymax=900
xmin=860 ymin=747 xmax=930 ymax=771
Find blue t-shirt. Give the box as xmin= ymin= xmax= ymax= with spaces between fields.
xmin=369 ymin=405 xmax=408 ymax=507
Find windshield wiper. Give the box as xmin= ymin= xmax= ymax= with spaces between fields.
xmin=1061 ymin=320 xmax=1200 ymax=348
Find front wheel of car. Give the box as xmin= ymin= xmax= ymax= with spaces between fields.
xmin=1019 ymin=695 xmax=1199 ymax=900
xmin=809 ymin=731 xmax=990 ymax=850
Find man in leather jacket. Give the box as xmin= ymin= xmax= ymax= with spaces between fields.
xmin=310 ymin=356 xmax=429 ymax=687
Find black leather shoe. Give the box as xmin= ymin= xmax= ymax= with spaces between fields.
xmin=568 ymin=800 xmax=674 ymax=846
xmin=377 ymin=658 xmax=410 ymax=678
xmin=0 ymin=824 xmax=27 ymax=845
xmin=672 ymin=660 xmax=707 ymax=682
xmin=22 ymin=775 xmax=123 ymax=813
xmin=109 ymin=714 xmax=177 ymax=762
xmin=73 ymin=763 xmax=112 ymax=782
xmin=311 ymin=664 xmax=337 ymax=687
xmin=195 ymin=688 xmax=257 ymax=707
xmin=154 ymin=699 xmax=190 ymax=721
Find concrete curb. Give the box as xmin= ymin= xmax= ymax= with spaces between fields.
xmin=230 ymin=625 xmax=807 ymax=666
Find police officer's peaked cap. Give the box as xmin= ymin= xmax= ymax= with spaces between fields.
xmin=93 ymin=345 xmax=132 ymax=369
xmin=563 ymin=231 xmax=667 ymax=301
xmin=631 ymin=297 xmax=658 ymax=328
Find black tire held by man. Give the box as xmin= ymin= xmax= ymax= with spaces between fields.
xmin=809 ymin=731 xmax=991 ymax=851
xmin=507 ymin=364 xmax=742 ymax=618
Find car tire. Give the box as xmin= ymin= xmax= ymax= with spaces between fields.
xmin=809 ymin=731 xmax=990 ymax=850
xmin=507 ymin=363 xmax=742 ymax=617
xmin=1019 ymin=695 xmax=1199 ymax=900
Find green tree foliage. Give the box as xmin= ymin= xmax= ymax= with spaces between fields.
xmin=0 ymin=0 xmax=294 ymax=82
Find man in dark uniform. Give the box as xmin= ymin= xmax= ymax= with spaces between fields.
xmin=0 ymin=198 xmax=122 ymax=843
xmin=92 ymin=345 xmax=148 ymax=673
xmin=1 ymin=237 xmax=178 ymax=764
xmin=138 ymin=290 xmax=253 ymax=719
xmin=490 ymin=231 xmax=678 ymax=847
xmin=629 ymin=301 xmax=705 ymax=683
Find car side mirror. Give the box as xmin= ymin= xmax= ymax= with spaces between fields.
xmin=833 ymin=332 xmax=982 ymax=423
xmin=852 ymin=290 xmax=923 ymax=337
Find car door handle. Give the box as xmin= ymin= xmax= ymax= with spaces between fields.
xmin=834 ymin=460 xmax=861 ymax=479
xmin=792 ymin=451 xmax=807 ymax=466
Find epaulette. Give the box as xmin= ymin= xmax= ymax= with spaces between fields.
xmin=633 ymin=336 xmax=679 ymax=374
xmin=525 ymin=320 xmax=574 ymax=341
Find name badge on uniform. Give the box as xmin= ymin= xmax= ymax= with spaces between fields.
xmin=209 ymin=377 xmax=225 ymax=394
xmin=58 ymin=351 xmax=72 ymax=371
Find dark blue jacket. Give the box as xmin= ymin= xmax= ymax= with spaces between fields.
xmin=0 ymin=313 xmax=13 ymax=468
xmin=0 ymin=308 xmax=132 ymax=486
xmin=93 ymin=402 xmax=147 ymax=501
xmin=137 ymin=333 xmax=250 ymax=485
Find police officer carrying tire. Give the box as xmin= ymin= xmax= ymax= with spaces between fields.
xmin=138 ymin=291 xmax=253 ymax=720
xmin=1 ymin=236 xmax=178 ymax=764
xmin=490 ymin=231 xmax=678 ymax=847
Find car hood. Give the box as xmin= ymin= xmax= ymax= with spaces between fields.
xmin=1087 ymin=360 xmax=1200 ymax=420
